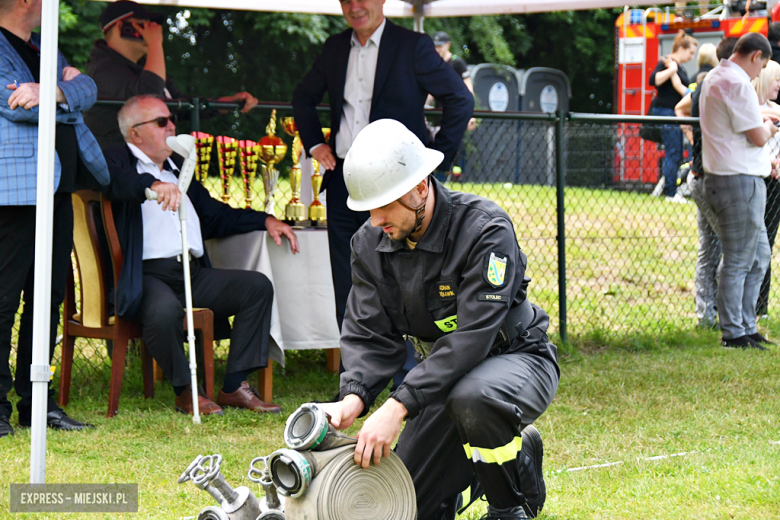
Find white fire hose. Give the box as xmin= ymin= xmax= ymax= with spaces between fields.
xmin=269 ymin=404 xmax=417 ymax=520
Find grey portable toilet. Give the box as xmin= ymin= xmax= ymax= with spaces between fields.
xmin=466 ymin=65 xmax=571 ymax=185
xmin=466 ymin=64 xmax=523 ymax=184
xmin=519 ymin=67 xmax=571 ymax=113
xmin=517 ymin=68 xmax=571 ymax=186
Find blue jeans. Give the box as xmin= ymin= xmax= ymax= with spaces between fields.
xmin=652 ymin=106 xmax=683 ymax=197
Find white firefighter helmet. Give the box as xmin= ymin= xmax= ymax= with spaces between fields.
xmin=343 ymin=119 xmax=444 ymax=212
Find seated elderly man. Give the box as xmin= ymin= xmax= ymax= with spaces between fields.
xmin=103 ymin=95 xmax=298 ymax=416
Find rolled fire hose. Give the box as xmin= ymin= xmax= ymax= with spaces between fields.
xmin=271 ymin=404 xmax=417 ymax=520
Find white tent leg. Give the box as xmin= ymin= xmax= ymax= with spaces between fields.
xmin=413 ymin=1 xmax=424 ymax=32
xmin=30 ymin=0 xmax=60 ymax=484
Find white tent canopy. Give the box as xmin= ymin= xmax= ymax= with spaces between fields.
xmin=131 ymin=0 xmax=670 ymax=16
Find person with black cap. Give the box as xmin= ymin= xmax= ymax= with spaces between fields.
xmin=432 ymin=31 xmax=473 ymax=95
xmin=84 ymin=0 xmax=258 ymax=149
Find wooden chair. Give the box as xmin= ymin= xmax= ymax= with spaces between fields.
xmin=59 ymin=190 xmax=215 ymax=417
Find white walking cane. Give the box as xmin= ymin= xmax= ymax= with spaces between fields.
xmin=145 ymin=134 xmax=201 ymax=424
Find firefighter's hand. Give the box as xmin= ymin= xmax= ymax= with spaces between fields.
xmin=354 ymin=398 xmax=407 ymax=469
xmin=318 ymin=394 xmax=364 ymax=430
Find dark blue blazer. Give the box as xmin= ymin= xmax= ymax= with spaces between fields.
xmin=103 ymin=145 xmax=270 ymax=320
xmin=292 ymin=19 xmax=474 ymax=169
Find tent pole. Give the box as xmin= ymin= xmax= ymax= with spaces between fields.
xmin=413 ymin=0 xmax=424 ymax=32
xmin=30 ymin=0 xmax=60 ymax=484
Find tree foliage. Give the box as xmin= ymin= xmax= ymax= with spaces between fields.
xmin=58 ymin=1 xmax=621 ymax=113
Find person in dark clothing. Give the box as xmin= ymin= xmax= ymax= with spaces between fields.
xmin=650 ymin=29 xmax=697 ymax=199
xmin=292 ymin=0 xmax=473 ymax=335
xmin=751 ymin=60 xmax=780 ymax=319
xmin=103 ymin=96 xmax=299 ymax=416
xmin=768 ymin=22 xmax=780 ymax=68
xmin=84 ymin=0 xmax=258 ymax=149
xmin=319 ymin=119 xmax=559 ymax=520
xmin=0 ymin=0 xmax=111 ymax=437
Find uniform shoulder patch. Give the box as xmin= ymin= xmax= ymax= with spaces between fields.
xmin=483 ymin=251 xmax=508 ymax=288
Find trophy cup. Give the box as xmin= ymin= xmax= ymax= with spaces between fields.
xmin=258 ymin=110 xmax=287 ymax=216
xmin=280 ymin=117 xmax=308 ymax=226
xmin=238 ymin=140 xmax=259 ymax=209
xmin=216 ymin=136 xmax=238 ymax=203
xmin=191 ymin=132 xmax=214 ymax=185
xmin=308 ymin=128 xmax=330 ymax=227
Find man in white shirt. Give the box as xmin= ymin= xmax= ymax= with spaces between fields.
xmin=701 ymin=32 xmax=779 ymax=349
xmin=104 ymin=96 xmax=299 ymax=416
xmin=292 ymin=0 xmax=473 ymax=333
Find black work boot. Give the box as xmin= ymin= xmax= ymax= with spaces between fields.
xmin=518 ymin=425 xmax=546 ymax=518
xmin=0 ymin=413 xmax=13 ymax=437
xmin=481 ymin=505 xmax=529 ymax=519
xmin=722 ymin=335 xmax=767 ymax=351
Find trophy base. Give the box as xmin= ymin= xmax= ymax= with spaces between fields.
xmin=310 ymin=219 xmax=328 ymax=228
xmin=284 ymin=218 xmax=311 ymax=229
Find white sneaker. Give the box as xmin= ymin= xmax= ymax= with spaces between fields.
xmin=651 ymin=177 xmax=665 ymax=197
xmin=666 ymin=193 xmax=688 ymax=204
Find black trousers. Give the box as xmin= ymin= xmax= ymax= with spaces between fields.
xmin=757 ymin=176 xmax=780 ymax=315
xmin=138 ymin=258 xmax=273 ymax=388
xmin=395 ymin=350 xmax=559 ymax=520
xmin=0 ymin=195 xmax=74 ymax=421
xmin=324 ymin=160 xmax=370 ymax=329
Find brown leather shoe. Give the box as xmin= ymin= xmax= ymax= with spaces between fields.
xmin=217 ymin=381 xmax=282 ymax=414
xmin=175 ymin=386 xmax=224 ymax=416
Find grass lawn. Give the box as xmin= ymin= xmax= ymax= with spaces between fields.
xmin=2 ymin=327 xmax=779 ymax=519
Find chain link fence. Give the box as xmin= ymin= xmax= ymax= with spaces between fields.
xmin=9 ymin=105 xmax=780 ymax=400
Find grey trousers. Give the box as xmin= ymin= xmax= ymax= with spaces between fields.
xmin=703 ymin=174 xmax=771 ymax=339
xmin=689 ymin=174 xmax=721 ymax=327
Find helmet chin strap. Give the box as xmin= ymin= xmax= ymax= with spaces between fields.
xmin=397 ymin=179 xmax=430 ymax=234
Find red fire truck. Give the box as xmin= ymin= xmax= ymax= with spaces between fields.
xmin=613 ymin=2 xmax=778 ymax=186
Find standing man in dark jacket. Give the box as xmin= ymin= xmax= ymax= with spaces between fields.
xmin=84 ymin=0 xmax=258 ymax=149
xmin=103 ymin=96 xmax=298 ymax=416
xmin=0 ymin=0 xmax=110 ymax=436
xmin=292 ymin=0 xmax=474 ymax=331
xmin=319 ymin=120 xmax=559 ymax=520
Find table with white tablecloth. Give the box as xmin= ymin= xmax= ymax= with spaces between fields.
xmin=205 ymin=228 xmax=340 ymax=400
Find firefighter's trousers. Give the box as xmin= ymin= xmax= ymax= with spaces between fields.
xmin=395 ymin=351 xmax=559 ymax=520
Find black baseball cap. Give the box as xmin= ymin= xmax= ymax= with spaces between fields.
xmin=99 ymin=1 xmax=165 ymax=33
xmin=432 ymin=31 xmax=451 ymax=46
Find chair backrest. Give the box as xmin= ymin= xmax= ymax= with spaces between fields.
xmin=71 ymin=190 xmax=111 ymax=328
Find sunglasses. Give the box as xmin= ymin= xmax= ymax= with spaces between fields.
xmin=132 ymin=114 xmax=177 ymax=129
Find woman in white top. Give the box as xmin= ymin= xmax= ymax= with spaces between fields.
xmin=752 ymin=60 xmax=780 ymax=317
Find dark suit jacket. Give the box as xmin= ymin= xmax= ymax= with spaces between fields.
xmin=103 ymin=145 xmax=270 ymax=320
xmin=292 ymin=19 xmax=474 ymax=170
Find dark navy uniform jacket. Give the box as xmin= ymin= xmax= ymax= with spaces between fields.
xmin=339 ymin=178 xmax=559 ymax=419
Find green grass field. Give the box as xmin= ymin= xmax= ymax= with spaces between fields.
xmin=2 ymin=329 xmax=779 ymax=519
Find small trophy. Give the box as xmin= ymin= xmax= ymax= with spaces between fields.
xmin=191 ymin=132 xmax=214 ymax=185
xmin=216 ymin=136 xmax=238 ymax=203
xmin=238 ymin=140 xmax=259 ymax=209
xmin=258 ymin=110 xmax=287 ymax=216
xmin=308 ymin=128 xmax=330 ymax=227
xmin=280 ymin=117 xmax=308 ymax=226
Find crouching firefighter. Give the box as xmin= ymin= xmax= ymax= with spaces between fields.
xmin=318 ymin=119 xmax=560 ymax=520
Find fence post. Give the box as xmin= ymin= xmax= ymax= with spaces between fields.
xmin=555 ymin=110 xmax=567 ymax=344
xmin=191 ymin=97 xmax=200 ymax=133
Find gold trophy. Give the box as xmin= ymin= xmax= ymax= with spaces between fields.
xmin=280 ymin=117 xmax=308 ymax=225
xmin=258 ymin=110 xmax=287 ymax=216
xmin=216 ymin=136 xmax=238 ymax=203
xmin=308 ymin=128 xmax=330 ymax=226
xmin=238 ymin=140 xmax=259 ymax=209
xmin=191 ymin=131 xmax=214 ymax=185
